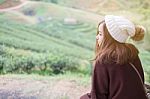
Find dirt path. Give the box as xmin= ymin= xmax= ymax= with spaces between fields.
xmin=0 ymin=74 xmax=91 ymax=99
xmin=0 ymin=0 xmax=28 ymax=12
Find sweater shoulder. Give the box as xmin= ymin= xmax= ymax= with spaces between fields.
xmin=93 ymin=60 xmax=113 ymax=71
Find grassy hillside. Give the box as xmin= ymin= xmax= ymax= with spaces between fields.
xmin=0 ymin=1 xmax=98 ymax=74
xmin=0 ymin=0 xmax=150 ymax=81
xmin=30 ymin=0 xmax=150 ymax=50
xmin=0 ymin=22 xmax=94 ymax=74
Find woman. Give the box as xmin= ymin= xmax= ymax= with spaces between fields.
xmin=80 ymin=15 xmax=147 ymax=99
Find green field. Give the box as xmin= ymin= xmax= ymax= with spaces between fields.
xmin=0 ymin=8 xmax=96 ymax=75
xmin=0 ymin=0 xmax=150 ymax=82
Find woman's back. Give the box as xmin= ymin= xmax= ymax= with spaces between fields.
xmin=91 ymin=56 xmax=147 ymax=99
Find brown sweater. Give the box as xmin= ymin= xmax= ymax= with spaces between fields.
xmin=90 ymin=56 xmax=147 ymax=99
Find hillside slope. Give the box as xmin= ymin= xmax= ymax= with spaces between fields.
xmin=0 ymin=0 xmax=150 ymax=76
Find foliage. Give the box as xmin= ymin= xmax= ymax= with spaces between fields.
xmin=0 ymin=0 xmax=5 ymax=4
xmin=0 ymin=13 xmax=96 ymax=75
xmin=0 ymin=45 xmax=86 ymax=74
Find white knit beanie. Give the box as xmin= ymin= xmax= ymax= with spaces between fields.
xmin=104 ymin=15 xmax=135 ymax=43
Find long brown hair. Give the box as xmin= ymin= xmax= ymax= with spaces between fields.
xmin=95 ymin=21 xmax=139 ymax=65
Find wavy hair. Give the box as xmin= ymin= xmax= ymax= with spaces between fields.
xmin=94 ymin=21 xmax=139 ymax=65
